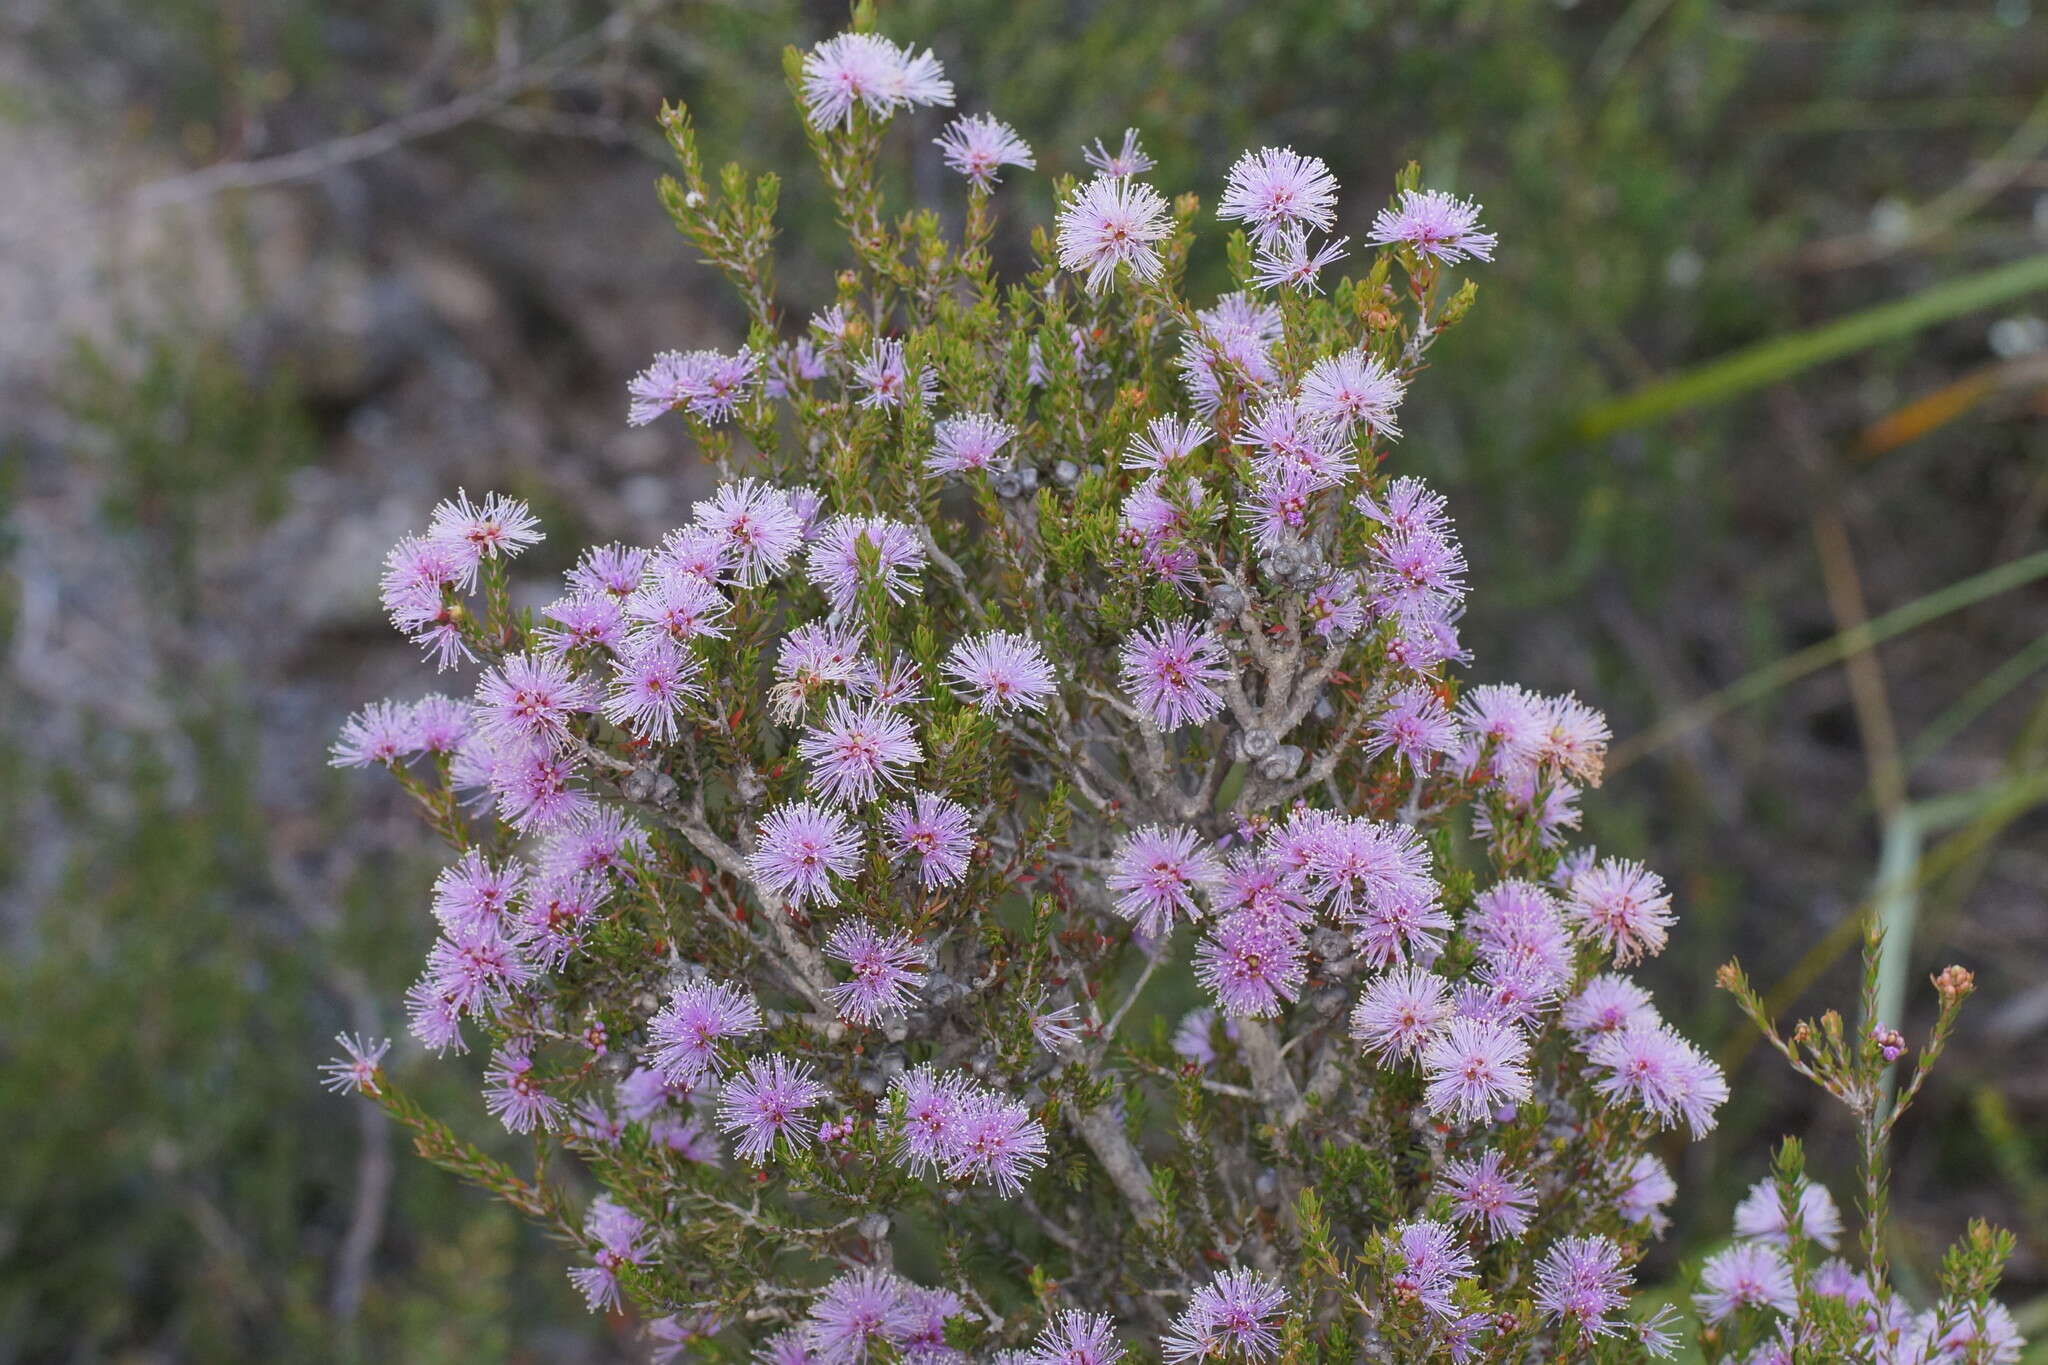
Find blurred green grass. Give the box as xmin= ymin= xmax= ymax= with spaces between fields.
xmin=5 ymin=0 xmax=2047 ymax=1358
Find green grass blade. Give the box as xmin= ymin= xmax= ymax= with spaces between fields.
xmin=1560 ymin=253 xmax=2048 ymax=446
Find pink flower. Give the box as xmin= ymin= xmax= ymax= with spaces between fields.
xmin=751 ymin=800 xmax=863 ymax=908
xmin=1056 ymin=176 xmax=1173 ymax=292
xmin=799 ymin=696 xmax=923 ymax=805
xmin=927 ymin=412 xmax=1017 ymax=475
xmin=1082 ymin=128 xmax=1154 ymax=178
xmin=568 ymin=542 xmax=647 ymax=596
xmin=537 ymin=806 xmax=646 ymax=881
xmin=1420 ymin=1017 xmax=1533 ymax=1125
xmin=1237 ymin=397 xmax=1350 ymax=488
xmin=1388 ymin=1218 xmax=1476 ymax=1318
xmin=381 ymin=534 xmax=470 ymax=670
xmin=1106 ymin=825 xmax=1223 ymax=936
xmin=1350 ymin=965 xmax=1453 ymax=1062
xmin=627 ymin=347 xmax=758 ymax=425
xmin=1297 ymin=815 xmax=1438 ymax=920
xmin=934 ymin=113 xmax=1034 ymax=190
xmin=717 ymin=1054 xmax=827 ymax=1163
xmin=799 ymin=33 xmax=953 ymax=130
xmin=1301 ymin=350 xmax=1405 ymax=437
xmin=1586 ymin=1022 xmax=1728 ymax=1137
xmin=1161 ymin=1268 xmax=1289 ymax=1364
xmin=1027 ymin=1310 xmax=1124 ymax=1365
xmin=1250 ymin=227 xmax=1348 ymax=293
xmin=427 ymin=489 xmax=543 ymax=587
xmin=626 ymin=570 xmax=731 ymax=643
xmin=1119 ymin=619 xmax=1231 ymax=730
xmin=1195 ymin=912 xmax=1307 ymax=1018
xmin=476 ymin=652 xmax=599 ymax=749
xmin=1733 ymin=1177 xmax=1843 ymax=1250
xmin=851 ymin=337 xmax=933 ymax=411
xmin=945 ymin=1087 xmax=1049 ymax=1196
xmin=772 ymin=620 xmax=868 ymax=719
xmin=1029 ymin=1001 xmax=1084 ymax=1052
xmin=1364 ymin=683 xmax=1460 ymax=774
xmin=318 ymin=1033 xmax=391 ymax=1095
xmin=646 ymin=979 xmax=763 ymax=1084
xmin=1122 ymin=414 xmax=1209 ymax=471
xmin=1454 ymin=682 xmax=1547 ymax=778
xmin=806 ymin=515 xmax=927 ymax=612
xmin=882 ymin=790 xmax=978 ymax=888
xmin=824 ymin=920 xmax=928 ymax=1026
xmin=1566 ymin=857 xmax=1674 ymax=965
xmin=431 ymin=850 xmax=526 ymax=936
xmin=1217 ymin=147 xmax=1338 ymax=246
xmin=1562 ymin=973 xmax=1660 ymax=1038
xmin=1614 ymin=1153 xmax=1677 ymax=1233
xmin=1242 ymin=464 xmax=1319 ymax=550
xmin=1538 ymin=692 xmax=1611 ymax=787
xmin=890 ymin=1064 xmax=974 ymax=1177
xmin=538 ymin=592 xmax=627 ymax=654
xmin=331 ymin=699 xmax=418 ymax=768
xmin=568 ymin=1197 xmax=652 ymax=1313
xmin=691 ymin=479 xmax=803 ymax=586
xmin=1371 ymin=528 xmax=1467 ymax=613
xmin=515 ymin=869 xmax=608 ymax=967
xmin=944 ymin=630 xmax=1058 ymax=713
xmin=1694 ymin=1243 xmax=1796 ymax=1323
xmin=802 ymin=1267 xmax=919 ymax=1365
xmin=603 ymin=635 xmax=702 ymax=743
xmin=1439 ymin=1150 xmax=1537 ymax=1241
xmin=1368 ymin=188 xmax=1497 ymax=264
xmin=484 ymin=1043 xmax=565 ymax=1133
xmin=1533 ymin=1236 xmax=1632 ymax=1338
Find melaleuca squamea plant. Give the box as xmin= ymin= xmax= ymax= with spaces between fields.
xmin=324 ymin=18 xmax=2022 ymax=1364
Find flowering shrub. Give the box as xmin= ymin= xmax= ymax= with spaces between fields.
xmin=326 ymin=14 xmax=2021 ymax=1363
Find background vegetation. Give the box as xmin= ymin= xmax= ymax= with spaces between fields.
xmin=3 ymin=0 xmax=2045 ymax=1359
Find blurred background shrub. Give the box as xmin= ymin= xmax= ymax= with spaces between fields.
xmin=2 ymin=0 xmax=2045 ymax=1358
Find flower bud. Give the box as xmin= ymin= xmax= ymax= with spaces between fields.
xmin=1932 ymin=964 xmax=1975 ymax=1001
